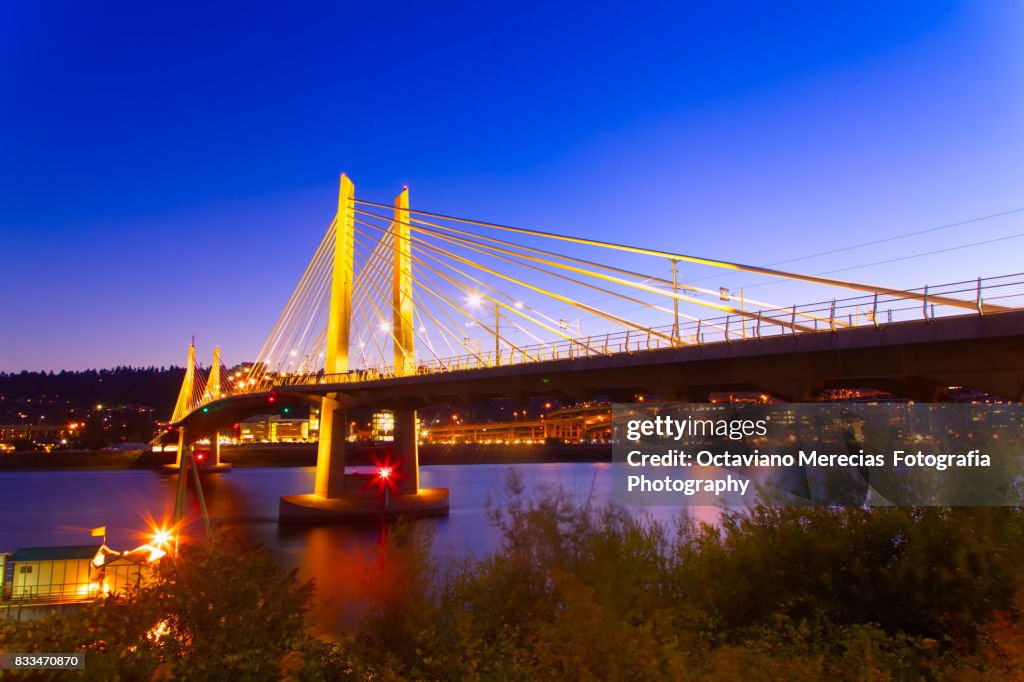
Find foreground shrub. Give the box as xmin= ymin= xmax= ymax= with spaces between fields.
xmin=0 ymin=532 xmax=354 ymax=680
xmin=5 ymin=475 xmax=1024 ymax=680
xmin=353 ymin=473 xmax=1024 ymax=680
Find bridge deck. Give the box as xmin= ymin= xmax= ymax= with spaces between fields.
xmin=264 ymin=310 xmax=1024 ymax=406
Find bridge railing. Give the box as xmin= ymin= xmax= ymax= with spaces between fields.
xmin=273 ymin=273 xmax=1024 ymax=386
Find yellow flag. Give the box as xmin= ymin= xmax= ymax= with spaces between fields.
xmin=91 ymin=526 xmax=106 ymax=537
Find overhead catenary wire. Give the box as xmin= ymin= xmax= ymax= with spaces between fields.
xmin=709 ymin=231 xmax=1024 ymax=296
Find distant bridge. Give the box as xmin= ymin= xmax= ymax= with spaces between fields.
xmin=160 ymin=174 xmax=1024 ymax=521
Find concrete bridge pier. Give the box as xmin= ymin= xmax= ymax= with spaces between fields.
xmin=161 ymin=426 xmax=192 ymax=473
xmin=174 ymin=426 xmax=188 ymax=470
xmin=279 ymin=399 xmax=448 ymax=522
xmin=163 ymin=426 xmax=231 ymax=473
xmin=204 ymin=431 xmax=232 ymax=472
xmin=393 ymin=403 xmax=419 ymax=494
xmin=314 ymin=397 xmax=348 ymax=498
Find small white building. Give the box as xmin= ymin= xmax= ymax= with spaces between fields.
xmin=7 ymin=545 xmax=103 ymax=601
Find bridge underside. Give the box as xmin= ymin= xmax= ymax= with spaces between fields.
xmin=277 ymin=310 xmax=1024 ymax=406
xmin=170 ymin=311 xmax=1021 ymax=523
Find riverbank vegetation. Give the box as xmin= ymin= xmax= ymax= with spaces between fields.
xmin=4 ymin=473 xmax=1024 ymax=679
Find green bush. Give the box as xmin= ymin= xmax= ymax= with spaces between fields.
xmin=353 ymin=473 xmax=1024 ymax=679
xmin=0 ymin=532 xmax=355 ymax=680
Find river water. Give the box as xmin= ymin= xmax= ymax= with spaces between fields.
xmin=0 ymin=463 xmax=712 ymax=635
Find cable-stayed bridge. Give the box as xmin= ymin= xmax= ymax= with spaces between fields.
xmin=161 ymin=174 xmax=1024 ymax=521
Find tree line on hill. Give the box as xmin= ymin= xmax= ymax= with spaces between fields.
xmin=0 ymin=367 xmax=186 ymax=448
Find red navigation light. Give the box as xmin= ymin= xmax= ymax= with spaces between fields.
xmin=268 ymin=394 xmax=277 ymax=404
xmin=364 ymin=453 xmax=402 ymax=494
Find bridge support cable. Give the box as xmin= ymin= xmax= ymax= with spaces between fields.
xmin=351 ymin=222 xmax=444 ymax=373
xmin=355 ymin=215 xmax=669 ymax=351
xmin=357 ymin=215 xmax=624 ymax=354
xmin=400 ymin=219 xmax=741 ymax=339
xmin=407 ymin=245 xmax=594 ymax=359
xmin=352 ymin=220 xmax=496 ymax=366
xmin=170 ymin=341 xmax=198 ymax=424
xmin=367 ymin=212 xmax=780 ymax=338
xmin=356 ymin=218 xmax=543 ymax=357
xmin=355 ymin=206 xmax=831 ymax=334
xmin=406 ymin=262 xmax=529 ymax=363
xmin=202 ymin=346 xmax=231 ymax=402
xmin=358 ymin=209 xmax=768 ymax=347
xmin=356 ymin=218 xmax=589 ymax=361
xmin=352 ymin=224 xmax=478 ymax=368
xmin=349 ymin=230 xmax=450 ymax=369
xmin=245 ymin=219 xmax=336 ymax=387
xmin=276 ymin=229 xmax=335 ymax=376
xmin=352 ymin=199 xmax=1011 ymax=316
xmin=288 ymin=248 xmax=337 ymax=376
xmin=169 ymin=340 xmax=209 ymax=423
xmin=405 ymin=216 xmax=844 ymax=331
xmin=350 ymin=230 xmax=397 ymax=371
xmin=254 ymin=221 xmax=333 ymax=379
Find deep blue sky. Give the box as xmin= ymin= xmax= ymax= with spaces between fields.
xmin=2 ymin=1 xmax=1022 ymax=371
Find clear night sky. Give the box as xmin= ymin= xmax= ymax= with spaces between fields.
xmin=2 ymin=1 xmax=1022 ymax=371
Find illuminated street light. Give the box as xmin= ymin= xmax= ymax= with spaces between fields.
xmin=466 ymin=293 xmax=482 ymax=309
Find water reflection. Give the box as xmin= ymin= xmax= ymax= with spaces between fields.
xmin=0 ymin=463 xmax=718 ymax=637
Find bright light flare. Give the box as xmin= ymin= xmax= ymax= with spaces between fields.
xmin=466 ymin=293 xmax=483 ymax=309
xmin=152 ymin=528 xmax=172 ymax=548
xmin=364 ymin=453 xmax=403 ymax=494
